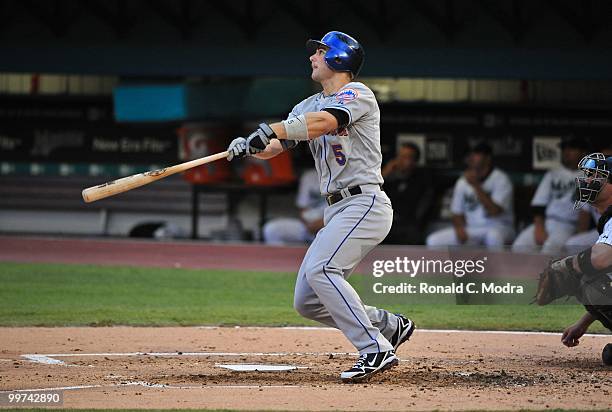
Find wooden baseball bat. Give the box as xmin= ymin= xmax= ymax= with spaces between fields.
xmin=82 ymin=151 xmax=229 ymax=203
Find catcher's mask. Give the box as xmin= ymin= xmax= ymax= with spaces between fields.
xmin=574 ymin=152 xmax=612 ymax=209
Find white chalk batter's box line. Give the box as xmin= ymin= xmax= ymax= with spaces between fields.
xmin=21 ymin=351 xmax=358 ymax=366
xmin=19 ymin=327 xmax=610 ymax=366
xmin=200 ymin=326 xmax=612 ymax=337
xmin=0 ymin=382 xmax=300 ymax=393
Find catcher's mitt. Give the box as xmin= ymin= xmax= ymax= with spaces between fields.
xmin=534 ymin=257 xmax=581 ymax=305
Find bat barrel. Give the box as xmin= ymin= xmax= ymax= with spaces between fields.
xmin=81 ymin=151 xmax=229 ymax=203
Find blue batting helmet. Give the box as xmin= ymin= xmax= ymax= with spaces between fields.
xmin=306 ymin=31 xmax=365 ymax=78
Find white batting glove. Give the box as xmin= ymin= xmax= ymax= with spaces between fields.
xmin=227 ymin=137 xmax=247 ymax=161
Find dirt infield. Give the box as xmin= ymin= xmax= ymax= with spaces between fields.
xmin=2 ymin=326 xmax=611 ymax=410
xmin=1 ymin=236 xmax=610 ymax=410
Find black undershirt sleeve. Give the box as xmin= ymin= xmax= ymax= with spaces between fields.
xmin=531 ymin=206 xmax=546 ymax=218
xmin=322 ymin=108 xmax=350 ymax=129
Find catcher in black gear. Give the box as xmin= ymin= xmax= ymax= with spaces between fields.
xmin=535 ymin=153 xmax=612 ymax=365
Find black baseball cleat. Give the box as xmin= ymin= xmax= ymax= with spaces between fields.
xmin=340 ymin=350 xmax=399 ymax=383
xmin=390 ymin=314 xmax=415 ymax=351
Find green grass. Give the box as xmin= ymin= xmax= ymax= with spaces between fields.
xmin=0 ymin=262 xmax=608 ymax=333
xmin=0 ymin=262 xmax=300 ymax=326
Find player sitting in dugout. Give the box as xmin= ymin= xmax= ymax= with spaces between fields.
xmin=381 ymin=142 xmax=435 ymax=245
xmin=534 ymin=152 xmax=612 ymax=366
xmin=262 ymin=168 xmax=326 ymax=245
xmin=426 ymin=143 xmax=515 ymax=249
xmin=512 ymin=136 xmax=589 ymax=255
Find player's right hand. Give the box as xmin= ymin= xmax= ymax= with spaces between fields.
xmin=561 ymin=322 xmax=587 ymax=347
xmin=455 ymin=226 xmax=468 ymax=244
xmin=227 ymin=137 xmax=247 ymax=161
xmin=534 ymin=224 xmax=548 ymax=245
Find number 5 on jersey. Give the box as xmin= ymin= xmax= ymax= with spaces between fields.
xmin=331 ymin=144 xmax=346 ymax=166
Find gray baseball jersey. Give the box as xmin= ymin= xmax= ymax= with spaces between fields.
xmin=286 ymin=82 xmax=399 ymax=354
xmin=287 ymin=82 xmax=384 ymax=195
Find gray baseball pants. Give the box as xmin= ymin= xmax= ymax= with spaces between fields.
xmin=293 ymin=187 xmax=398 ymax=354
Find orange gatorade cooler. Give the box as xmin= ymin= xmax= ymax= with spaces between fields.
xmin=242 ymin=150 xmax=296 ymax=186
xmin=178 ymin=124 xmax=231 ymax=184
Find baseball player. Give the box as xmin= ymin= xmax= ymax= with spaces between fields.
xmin=426 ymin=143 xmax=515 ymax=249
xmin=512 ymin=137 xmax=588 ymax=255
xmin=534 ymin=152 xmax=612 ymax=366
xmin=262 ymin=168 xmax=326 ymax=245
xmin=565 ymin=145 xmax=612 ymax=253
xmin=564 ymin=206 xmax=601 ymax=254
xmin=226 ymin=31 xmax=415 ymax=382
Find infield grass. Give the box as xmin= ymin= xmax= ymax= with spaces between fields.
xmin=0 ymin=262 xmax=608 ymax=333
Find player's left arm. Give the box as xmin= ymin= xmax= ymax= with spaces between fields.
xmin=236 ymin=112 xmax=340 ymax=159
xmin=471 ymin=185 xmax=504 ymax=216
xmin=568 ymin=215 xmax=612 ymax=272
xmin=536 ymin=219 xmax=611 ymax=305
xmin=243 ymin=84 xmax=372 ymax=155
xmin=469 ymin=180 xmax=512 ymax=216
xmin=477 ymin=174 xmax=513 ymax=217
xmin=571 ymin=243 xmax=612 ymax=272
xmin=559 ymin=244 xmax=611 ymax=345
xmin=542 ymin=242 xmax=612 ymax=283
xmin=269 ymin=111 xmax=339 ymax=141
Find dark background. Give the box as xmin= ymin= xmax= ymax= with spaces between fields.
xmin=2 ymin=0 xmax=612 ymax=239
xmin=2 ymin=0 xmax=612 ymax=171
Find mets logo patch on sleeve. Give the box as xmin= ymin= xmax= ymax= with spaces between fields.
xmin=335 ymin=88 xmax=359 ymax=103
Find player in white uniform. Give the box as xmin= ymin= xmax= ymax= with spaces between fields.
xmin=226 ymin=31 xmax=415 ymax=382
xmin=512 ymin=138 xmax=588 ymax=255
xmin=426 ymin=143 xmax=515 ymax=249
xmin=545 ymin=153 xmax=612 ymax=365
xmin=263 ymin=169 xmax=326 ymax=245
xmin=564 ymin=205 xmax=601 ymax=254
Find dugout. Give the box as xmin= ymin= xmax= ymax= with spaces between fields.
xmin=1 ymin=0 xmax=612 ymax=242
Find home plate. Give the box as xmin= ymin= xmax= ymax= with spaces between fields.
xmin=216 ymin=364 xmax=307 ymax=372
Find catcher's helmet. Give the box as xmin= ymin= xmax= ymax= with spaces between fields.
xmin=306 ymin=31 xmax=365 ymax=78
xmin=574 ymin=152 xmax=612 ymax=209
